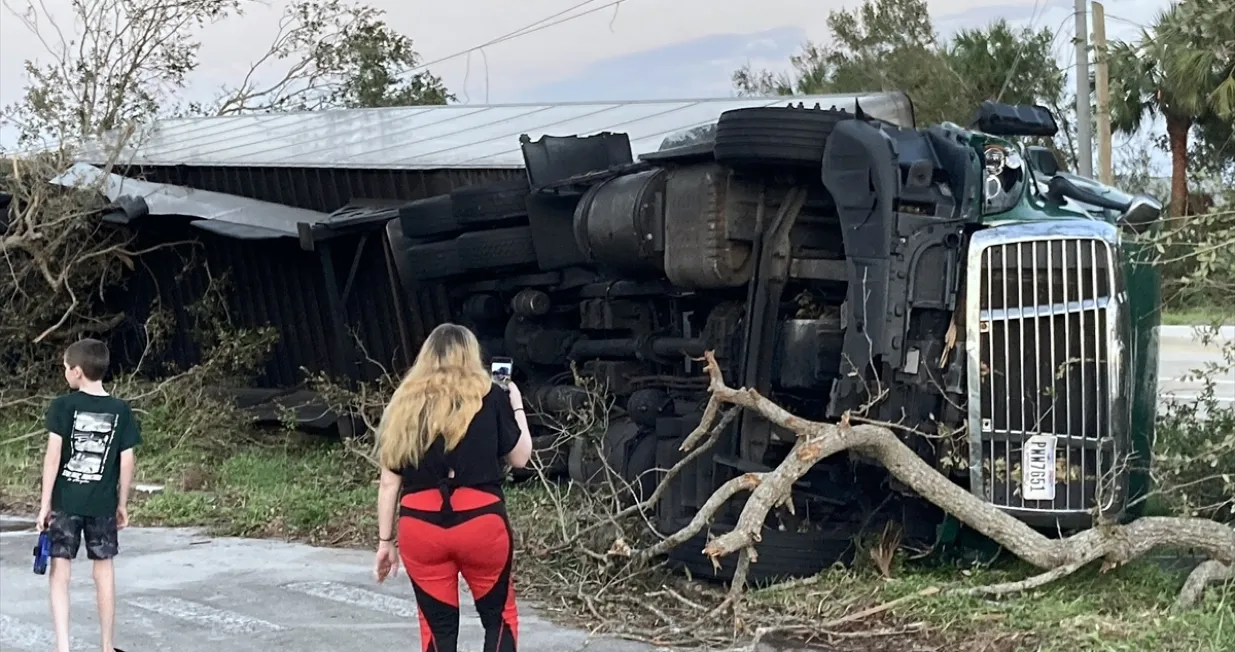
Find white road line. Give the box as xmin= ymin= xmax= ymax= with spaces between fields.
xmin=125 ymin=596 xmax=283 ymax=634
xmin=284 ymin=581 xmax=419 ymax=618
xmin=0 ymin=614 xmax=86 ymax=651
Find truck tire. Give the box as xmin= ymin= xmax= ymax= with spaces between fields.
xmin=713 ymin=106 xmax=852 ymax=169
xmin=450 ymin=179 xmax=530 ymax=225
xmin=509 ymin=434 xmax=569 ymax=481
xmin=665 ymin=522 xmax=856 ymax=585
xmin=399 ymin=195 xmax=459 ymax=237
xmin=568 ymin=435 xmax=607 ymax=487
xmin=455 ymin=226 xmax=538 ymax=271
xmin=624 ymin=433 xmax=658 ymax=503
xmin=404 ymin=239 xmax=463 ymax=280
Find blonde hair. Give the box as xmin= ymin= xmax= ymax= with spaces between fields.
xmin=377 ymin=323 xmax=493 ymax=470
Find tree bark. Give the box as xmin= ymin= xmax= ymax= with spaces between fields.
xmin=1166 ymin=114 xmax=1192 ymax=220
xmin=1176 ymin=560 xmax=1232 ymax=609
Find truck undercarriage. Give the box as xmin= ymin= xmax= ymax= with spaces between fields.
xmin=390 ymin=98 xmax=1162 ymax=582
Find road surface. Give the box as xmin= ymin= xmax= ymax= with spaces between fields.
xmin=1157 ymin=325 xmax=1234 ymax=413
xmin=1 ymin=523 xmax=835 ymax=652
xmin=0 ymin=525 xmax=671 ymax=652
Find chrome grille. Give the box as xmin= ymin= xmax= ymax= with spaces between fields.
xmin=965 ymin=221 xmax=1130 ymax=524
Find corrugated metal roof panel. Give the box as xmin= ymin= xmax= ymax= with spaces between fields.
xmin=50 ymin=162 xmax=330 ymax=237
xmin=80 ymin=93 xmax=915 ymax=171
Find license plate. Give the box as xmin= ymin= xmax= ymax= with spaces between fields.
xmin=1022 ymin=435 xmax=1057 ymax=501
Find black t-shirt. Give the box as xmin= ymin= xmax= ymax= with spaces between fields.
xmin=45 ymin=392 xmax=143 ymax=517
xmin=395 ymin=384 xmax=521 ymax=498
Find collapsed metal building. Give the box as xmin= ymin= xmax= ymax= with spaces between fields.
xmin=61 ymin=94 xmax=913 ymax=426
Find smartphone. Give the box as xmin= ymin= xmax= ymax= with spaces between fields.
xmin=490 ymin=357 xmax=513 ymax=387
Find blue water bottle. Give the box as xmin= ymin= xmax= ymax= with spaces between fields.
xmin=33 ymin=531 xmax=50 ymax=575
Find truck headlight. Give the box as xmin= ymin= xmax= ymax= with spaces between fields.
xmin=982 ymin=145 xmax=1025 ymax=215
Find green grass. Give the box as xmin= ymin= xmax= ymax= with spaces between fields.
xmin=747 ymin=555 xmax=1234 ymax=652
xmin=0 ymin=399 xmax=376 ymax=545
xmin=1161 ymin=305 xmax=1232 ymax=326
xmin=895 ymin=560 xmax=1232 ymax=652
xmin=137 ymin=445 xmax=376 ymax=542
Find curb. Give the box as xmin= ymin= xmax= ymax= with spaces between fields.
xmin=0 ymin=514 xmax=36 ymax=534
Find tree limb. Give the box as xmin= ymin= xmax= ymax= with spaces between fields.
xmin=1176 ymin=560 xmax=1232 ymax=609
xmin=650 ymin=350 xmax=1235 ymax=607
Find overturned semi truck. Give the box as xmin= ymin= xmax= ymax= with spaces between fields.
xmin=387 ymin=94 xmax=1164 ymax=582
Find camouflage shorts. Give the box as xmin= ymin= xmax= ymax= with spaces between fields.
xmin=47 ymin=511 xmax=119 ymax=560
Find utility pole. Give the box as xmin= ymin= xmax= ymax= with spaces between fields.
xmin=1093 ymin=2 xmax=1112 ymax=184
xmin=1075 ymin=0 xmax=1093 ymax=178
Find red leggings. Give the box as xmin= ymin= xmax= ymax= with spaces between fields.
xmin=398 ymin=487 xmax=518 ymax=652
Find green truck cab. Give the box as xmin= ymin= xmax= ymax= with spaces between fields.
xmin=958 ymin=103 xmax=1163 ymax=527
xmin=716 ymin=98 xmax=1165 ymax=544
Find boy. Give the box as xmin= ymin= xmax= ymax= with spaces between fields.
xmin=36 ymin=338 xmax=141 ymax=652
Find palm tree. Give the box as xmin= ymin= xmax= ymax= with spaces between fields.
xmin=1107 ymin=0 xmax=1234 ymax=218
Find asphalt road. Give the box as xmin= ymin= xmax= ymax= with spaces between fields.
xmin=0 ymin=525 xmax=672 ymax=652
xmin=1156 ymin=325 xmax=1234 ymax=414
xmin=0 ymin=524 xmax=841 ymax=652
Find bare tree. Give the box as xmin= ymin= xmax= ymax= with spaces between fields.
xmin=2 ymin=0 xmax=243 ymax=148
xmin=1 ymin=0 xmax=451 ymax=149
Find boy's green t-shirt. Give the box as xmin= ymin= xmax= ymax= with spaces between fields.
xmin=45 ymin=392 xmax=142 ymax=517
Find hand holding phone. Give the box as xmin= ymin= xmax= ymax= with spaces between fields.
xmin=490 ymin=357 xmax=513 ymax=388
xmin=505 ymin=381 xmax=523 ymax=407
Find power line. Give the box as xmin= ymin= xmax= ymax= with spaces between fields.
xmin=1048 ymin=10 xmax=1082 ymax=61
xmin=1104 ymin=12 xmax=1147 ymax=30
xmin=409 ymin=0 xmax=629 ymax=74
xmin=995 ymin=0 xmax=1046 ymax=102
xmin=990 ymin=6 xmax=1082 ymax=105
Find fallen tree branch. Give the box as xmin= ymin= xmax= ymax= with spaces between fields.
xmin=535 ymin=404 xmax=740 ymax=558
xmin=961 ymin=559 xmax=1094 ymax=598
xmin=1176 ymin=559 xmax=1233 ymax=609
xmin=645 ymin=350 xmax=1235 ymax=609
xmin=740 ymin=622 xmax=921 ymax=652
xmin=636 ymin=472 xmax=762 ymax=562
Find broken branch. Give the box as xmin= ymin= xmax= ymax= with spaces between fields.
xmin=647 ymin=350 xmax=1234 ymax=608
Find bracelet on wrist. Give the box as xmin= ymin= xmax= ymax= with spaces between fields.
xmin=379 ymin=535 xmax=394 ymax=543
xmin=513 ymin=407 xmax=524 ymax=413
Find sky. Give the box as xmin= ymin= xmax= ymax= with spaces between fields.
xmin=0 ymin=0 xmax=1169 ymax=168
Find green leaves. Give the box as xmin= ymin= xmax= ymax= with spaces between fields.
xmin=1105 ymin=0 xmax=1235 ymax=215
xmin=1109 ymin=0 xmax=1232 ymax=128
xmin=732 ymin=0 xmax=1066 ymax=129
xmin=211 ymin=0 xmax=452 ymax=114
xmin=275 ymin=0 xmax=453 ymax=111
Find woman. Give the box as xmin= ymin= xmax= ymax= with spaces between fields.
xmin=372 ymin=323 xmax=533 ymax=652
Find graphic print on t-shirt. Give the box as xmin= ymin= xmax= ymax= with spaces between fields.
xmin=62 ymin=410 xmax=118 ymax=484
